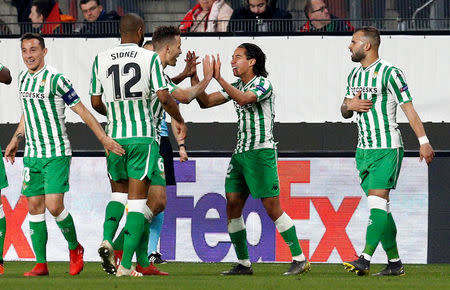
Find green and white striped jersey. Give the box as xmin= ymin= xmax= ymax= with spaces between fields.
xmin=18 ymin=65 xmax=80 ymax=158
xmin=345 ymin=58 xmax=412 ymax=149
xmin=220 ymin=76 xmax=276 ymax=153
xmin=151 ymin=73 xmax=178 ymax=144
xmin=90 ymin=43 xmax=168 ymax=144
xmin=0 ymin=63 xmax=3 ymax=70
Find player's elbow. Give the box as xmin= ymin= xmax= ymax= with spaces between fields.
xmin=4 ymin=76 xmax=12 ymax=84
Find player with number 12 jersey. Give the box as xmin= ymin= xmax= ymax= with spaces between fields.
xmin=90 ymin=43 xmax=167 ymax=142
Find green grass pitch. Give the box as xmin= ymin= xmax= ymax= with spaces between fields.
xmin=0 ymin=262 xmax=448 ymax=289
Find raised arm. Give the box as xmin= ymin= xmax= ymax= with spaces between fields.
xmin=171 ymin=51 xmax=200 ymax=85
xmin=214 ymin=54 xmax=256 ymax=106
xmin=171 ymin=55 xmax=214 ymax=104
xmin=401 ymin=102 xmax=434 ymax=164
xmin=71 ymin=102 xmax=124 ymax=156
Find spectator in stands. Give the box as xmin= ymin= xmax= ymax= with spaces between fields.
xmin=0 ymin=19 xmax=12 ymax=35
xmin=29 ymin=0 xmax=75 ymax=34
xmin=29 ymin=0 xmax=61 ymax=34
xmin=300 ymin=0 xmax=354 ymax=32
xmin=79 ymin=0 xmax=120 ymax=35
xmin=12 ymin=0 xmax=33 ymax=34
xmin=180 ymin=0 xmax=233 ymax=32
xmin=228 ymin=0 xmax=292 ymax=32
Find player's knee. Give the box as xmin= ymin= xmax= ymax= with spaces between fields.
xmin=47 ymin=204 xmax=65 ymax=217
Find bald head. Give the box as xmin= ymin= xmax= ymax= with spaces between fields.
xmin=120 ymin=13 xmax=144 ymax=36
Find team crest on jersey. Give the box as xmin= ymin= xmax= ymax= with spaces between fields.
xmin=372 ymin=71 xmax=378 ymax=79
xmin=40 ymin=79 xmax=46 ymax=87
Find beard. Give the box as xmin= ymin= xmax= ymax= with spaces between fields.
xmin=351 ymin=50 xmax=365 ymax=62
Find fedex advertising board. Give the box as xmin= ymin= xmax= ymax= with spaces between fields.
xmin=2 ymin=157 xmax=428 ymax=263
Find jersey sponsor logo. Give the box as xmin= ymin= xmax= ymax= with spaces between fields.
xmin=400 ymin=85 xmax=408 ymax=92
xmin=351 ymin=86 xmax=378 ymax=94
xmin=19 ymin=91 xmax=45 ymax=100
xmin=110 ymin=50 xmax=138 ymax=60
xmin=62 ymin=88 xmax=80 ymax=105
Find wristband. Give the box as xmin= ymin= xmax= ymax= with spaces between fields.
xmin=179 ymin=144 xmax=186 ymax=149
xmin=418 ymin=136 xmax=429 ymax=145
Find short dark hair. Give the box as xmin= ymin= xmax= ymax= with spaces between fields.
xmin=238 ymin=43 xmax=268 ymax=77
xmin=355 ymin=26 xmax=381 ymax=47
xmin=32 ymin=0 xmax=55 ymax=20
xmin=80 ymin=0 xmax=100 ymax=7
xmin=20 ymin=33 xmax=46 ymax=49
xmin=152 ymin=26 xmax=180 ymax=51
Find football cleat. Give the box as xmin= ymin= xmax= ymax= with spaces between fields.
xmin=343 ymin=255 xmax=370 ymax=276
xmin=0 ymin=263 xmax=4 ymax=275
xmin=221 ymin=263 xmax=253 ymax=275
xmin=283 ymin=260 xmax=311 ymax=275
xmin=69 ymin=243 xmax=84 ymax=275
xmin=148 ymin=251 xmax=167 ymax=264
xmin=136 ymin=263 xmax=169 ymax=275
xmin=116 ymin=265 xmax=143 ymax=277
xmin=24 ymin=263 xmax=49 ymax=276
xmin=98 ymin=240 xmax=116 ymax=275
xmin=373 ymin=261 xmax=405 ymax=276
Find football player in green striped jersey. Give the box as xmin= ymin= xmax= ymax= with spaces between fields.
xmin=196 ymin=43 xmax=310 ymax=276
xmin=90 ymin=15 xmax=187 ymax=277
xmin=0 ymin=63 xmax=12 ymax=275
xmin=341 ymin=27 xmax=434 ymax=276
xmin=5 ymin=33 xmax=124 ymax=277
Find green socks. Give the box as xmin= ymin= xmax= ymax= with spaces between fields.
xmin=229 ymin=229 xmax=249 ymax=260
xmin=29 ymin=214 xmax=48 ymax=263
xmin=112 ymin=228 xmax=124 ymax=251
xmin=275 ymin=212 xmax=303 ymax=258
xmin=363 ymin=196 xmax=388 ymax=258
xmin=228 ymin=216 xmax=249 ymax=261
xmin=55 ymin=209 xmax=79 ymax=250
xmin=121 ymin=211 xmax=146 ymax=269
xmin=135 ymin=221 xmax=150 ymax=267
xmin=103 ymin=201 xmax=125 ymax=243
xmin=381 ymin=211 xmax=400 ymax=260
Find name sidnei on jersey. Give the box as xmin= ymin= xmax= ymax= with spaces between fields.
xmin=110 ymin=50 xmax=138 ymax=60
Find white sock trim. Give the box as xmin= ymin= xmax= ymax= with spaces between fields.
xmin=362 ymin=253 xmax=372 ymax=261
xmin=274 ymin=212 xmax=295 ymax=233
xmin=143 ymin=205 xmax=154 ymax=222
xmin=29 ymin=213 xmax=45 ymax=222
xmin=55 ymin=208 xmax=69 ymax=222
xmin=238 ymin=259 xmax=251 ymax=267
xmin=386 ymin=202 xmax=391 ymax=214
xmin=228 ymin=216 xmax=245 ymax=234
xmin=111 ymin=192 xmax=128 ymax=205
xmin=389 ymin=258 xmax=400 ymax=262
xmin=127 ymin=199 xmax=147 ymax=214
xmin=0 ymin=204 xmax=4 ymax=219
xmin=367 ymin=195 xmax=387 ymax=211
xmin=292 ymin=253 xmax=306 ymax=262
